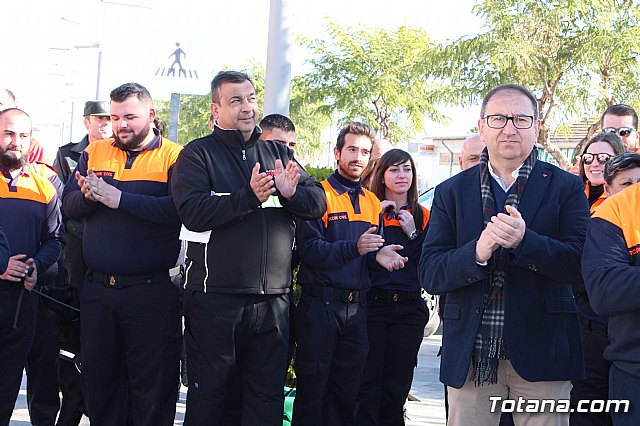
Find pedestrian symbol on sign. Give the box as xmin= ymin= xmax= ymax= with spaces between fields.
xmin=156 ymin=42 xmax=199 ymax=79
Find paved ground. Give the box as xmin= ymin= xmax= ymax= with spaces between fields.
xmin=11 ymin=333 xmax=446 ymax=425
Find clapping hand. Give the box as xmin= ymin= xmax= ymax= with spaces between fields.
xmin=273 ymin=159 xmax=300 ymax=200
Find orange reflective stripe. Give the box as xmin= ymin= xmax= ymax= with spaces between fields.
xmin=0 ymin=172 xmax=57 ymax=204
xmin=320 ymin=179 xmax=380 ymax=229
xmin=593 ymin=184 xmax=640 ymax=254
xmin=85 ymin=138 xmax=182 ymax=183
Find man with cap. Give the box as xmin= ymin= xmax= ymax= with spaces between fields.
xmin=54 ymin=101 xmax=112 ymax=186
xmin=51 ymin=100 xmax=112 ymax=425
xmin=53 ymin=100 xmax=112 ymax=285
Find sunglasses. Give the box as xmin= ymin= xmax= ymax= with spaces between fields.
xmin=582 ymin=152 xmax=613 ymax=165
xmin=602 ymin=127 xmax=636 ymax=137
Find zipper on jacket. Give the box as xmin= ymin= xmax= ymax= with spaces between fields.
xmin=240 ymin=146 xmax=252 ymax=179
xmin=242 ymin=140 xmax=268 ymax=293
xmin=259 ymin=209 xmax=268 ymax=294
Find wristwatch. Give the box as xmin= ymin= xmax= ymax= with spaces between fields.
xmin=408 ymin=230 xmax=419 ymax=241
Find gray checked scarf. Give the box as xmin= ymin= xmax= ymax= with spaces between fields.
xmin=472 ymin=146 xmax=537 ymax=386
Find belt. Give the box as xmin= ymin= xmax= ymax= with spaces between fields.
xmin=90 ymin=271 xmax=168 ymax=289
xmin=369 ymin=287 xmax=422 ymax=303
xmin=303 ymin=284 xmax=361 ymax=303
xmin=580 ymin=316 xmax=608 ymax=337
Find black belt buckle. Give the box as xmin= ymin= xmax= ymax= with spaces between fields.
xmin=391 ymin=292 xmax=400 ymax=303
xmin=108 ymin=275 xmax=117 ymax=287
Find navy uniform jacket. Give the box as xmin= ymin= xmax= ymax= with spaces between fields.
xmin=582 ymin=183 xmax=640 ymax=378
xmin=297 ymin=173 xmax=381 ymax=291
xmin=62 ymin=132 xmax=182 ymax=275
xmin=419 ymin=160 xmax=589 ymax=388
xmin=0 ymin=166 xmax=64 ymax=279
xmin=0 ymin=226 xmax=9 ymax=274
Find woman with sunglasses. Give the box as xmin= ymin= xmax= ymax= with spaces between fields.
xmin=578 ymin=132 xmax=624 ymax=213
xmin=355 ymin=149 xmax=430 ymax=426
xmin=571 ymin=133 xmax=623 ymax=425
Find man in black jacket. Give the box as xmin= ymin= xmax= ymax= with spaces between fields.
xmin=53 ymin=100 xmax=112 ymax=286
xmin=172 ymin=70 xmax=326 ymax=426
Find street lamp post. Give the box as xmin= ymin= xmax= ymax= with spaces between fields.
xmin=74 ymin=42 xmax=102 ymax=99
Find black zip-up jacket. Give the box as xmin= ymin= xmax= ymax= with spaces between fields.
xmin=171 ymin=125 xmax=326 ymax=294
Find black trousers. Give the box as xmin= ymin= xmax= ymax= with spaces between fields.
xmin=54 ymin=283 xmax=86 ymax=426
xmin=80 ymin=274 xmax=181 ymax=426
xmin=0 ymin=284 xmax=38 ymax=425
xmin=355 ymin=297 xmax=427 ymax=426
xmin=570 ymin=317 xmax=613 ymax=426
xmin=183 ymin=291 xmax=289 ymax=426
xmin=292 ymin=290 xmax=368 ymax=426
xmin=26 ymin=299 xmax=61 ymax=426
xmin=56 ymin=358 xmax=86 ymax=426
xmin=220 ymin=294 xmax=295 ymax=426
xmin=62 ymin=223 xmax=86 ymax=288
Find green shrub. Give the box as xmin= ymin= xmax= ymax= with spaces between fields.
xmin=305 ymin=166 xmax=333 ymax=182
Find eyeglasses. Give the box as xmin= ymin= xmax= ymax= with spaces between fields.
xmin=581 ymin=153 xmax=613 ymax=165
xmin=602 ymin=127 xmax=636 ymax=137
xmin=483 ymin=115 xmax=535 ymax=129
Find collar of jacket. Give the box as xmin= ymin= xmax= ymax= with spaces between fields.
xmin=71 ymin=135 xmax=90 ymax=154
xmin=212 ymin=124 xmax=263 ymax=149
xmin=328 ymin=172 xmax=365 ymax=196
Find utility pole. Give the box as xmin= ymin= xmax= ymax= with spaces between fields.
xmin=263 ymin=0 xmax=293 ymax=116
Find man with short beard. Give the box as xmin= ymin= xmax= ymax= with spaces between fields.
xmin=292 ymin=121 xmax=408 ymax=426
xmin=0 ymin=108 xmax=64 ymax=425
xmin=62 ymin=83 xmax=183 ymax=426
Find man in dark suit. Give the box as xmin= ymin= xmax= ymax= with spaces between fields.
xmin=420 ymin=84 xmax=589 ymax=426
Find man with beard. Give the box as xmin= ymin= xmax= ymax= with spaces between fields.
xmin=62 ymin=83 xmax=183 ymax=426
xmin=0 ymin=108 xmax=64 ymax=425
xmin=292 ymin=121 xmax=408 ymax=426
